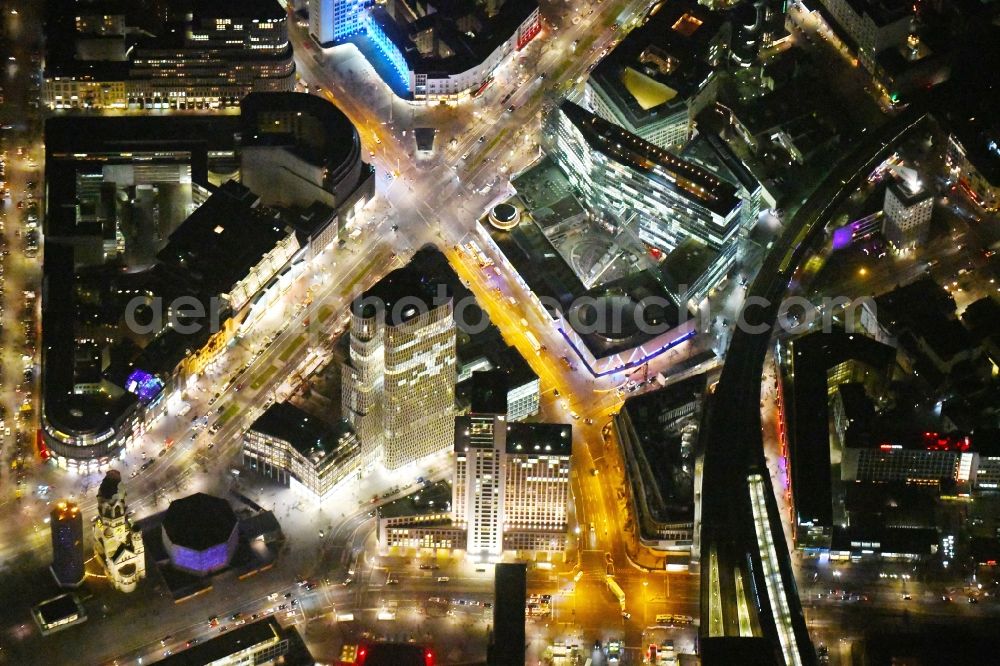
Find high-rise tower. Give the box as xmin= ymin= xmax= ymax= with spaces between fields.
xmin=344 ymin=256 xmax=456 ymax=470
xmin=50 ymin=501 xmax=85 ymax=588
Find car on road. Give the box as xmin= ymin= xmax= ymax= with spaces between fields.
xmin=436 ymin=577 xmax=450 ymax=583
xmin=478 ymin=136 xmax=485 ymax=143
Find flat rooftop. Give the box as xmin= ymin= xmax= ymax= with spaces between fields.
xmin=618 ymin=374 xmax=703 ymax=524
xmin=504 ymin=422 xmax=572 ymax=457
xmin=369 ymin=0 xmax=538 ymax=78
xmin=240 ymin=92 xmax=358 ymax=171
xmin=249 ymin=401 xmax=355 ymax=460
xmin=352 ymin=250 xmax=451 ymax=325
xmin=157 ymin=617 xmax=288 ymax=666
xmin=35 ymin=594 xmax=83 ymax=625
xmin=377 ymin=480 xmax=452 ymax=520
xmin=589 ymin=0 xmax=721 ymax=128
xmin=787 ymin=329 xmax=897 ymax=529
xmin=45 ymin=0 xmax=288 ymax=79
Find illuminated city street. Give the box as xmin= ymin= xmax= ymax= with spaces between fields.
xmin=2 ymin=0 xmax=1000 ymax=665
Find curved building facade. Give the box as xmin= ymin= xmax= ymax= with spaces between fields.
xmin=239 ymin=92 xmax=370 ymax=213
xmin=162 ymin=493 xmax=239 ymax=576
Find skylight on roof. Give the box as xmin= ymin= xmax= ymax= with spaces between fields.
xmin=671 ymin=13 xmax=703 ymax=37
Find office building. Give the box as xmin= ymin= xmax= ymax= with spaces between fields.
xmin=500 ymin=422 xmax=573 ymax=552
xmin=93 ymin=471 xmax=146 ymax=592
xmin=882 ymin=174 xmax=932 ymax=254
xmin=40 ymin=94 xmax=372 ymax=470
xmin=243 ymin=402 xmax=360 ymax=501
xmin=974 ymin=432 xmax=1000 ymax=492
xmin=343 ymin=260 xmax=457 ymax=470
xmin=43 ymin=0 xmax=295 ymax=110
xmin=239 ymin=92 xmax=375 ymax=226
xmin=841 ymin=432 xmax=975 ymax=485
xmin=377 ymin=481 xmax=464 ymax=552
xmin=50 ymin=501 xmax=86 ymax=588
xmin=829 ymin=525 xmax=939 ymax=562
xmin=612 ymin=376 xmax=701 ymax=556
xmin=586 ymin=0 xmax=729 ymax=150
xmin=778 ymin=329 xmax=896 ymax=544
xmin=875 ymin=277 xmax=983 ymax=379
xmin=309 ymin=0 xmax=366 ymax=46
xmin=158 ymin=617 xmax=310 ymax=665
xmin=945 ymin=117 xmax=1000 ymax=214
xmin=546 ymin=101 xmax=749 ymax=298
xmin=377 ymin=419 xmax=573 ymax=558
xmin=488 ymin=563 xmax=527 ymax=666
xmin=814 ymin=0 xmax=914 ymax=71
xmin=310 ymin=0 xmax=539 ymax=100
xmin=161 ymin=493 xmax=239 ymax=576
xmin=454 ymin=414 xmax=506 ymax=557
xmin=457 ymin=332 xmax=540 ymax=422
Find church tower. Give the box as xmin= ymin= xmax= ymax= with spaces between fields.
xmin=94 ymin=470 xmax=146 ymax=592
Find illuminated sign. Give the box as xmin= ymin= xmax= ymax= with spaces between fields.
xmin=124 ymin=369 xmax=164 ymax=405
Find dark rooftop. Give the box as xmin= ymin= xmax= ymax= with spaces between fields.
xmin=457 ymin=326 xmax=538 ymax=393
xmin=157 ymin=617 xmax=288 ymax=666
xmin=875 ymin=277 xmax=974 ymax=363
xmin=462 ymin=370 xmax=510 ymax=415
xmin=830 ymin=525 xmax=937 ymax=556
xmin=618 ymin=374 xmax=703 ymax=524
xmin=156 ymin=181 xmax=290 ymax=299
xmin=504 ymin=422 xmax=572 ymax=457
xmin=352 ymin=249 xmax=452 ymax=325
xmin=361 ymin=643 xmax=428 ymax=666
xmin=961 ymin=296 xmax=1000 ymax=344
xmin=35 ymin=594 xmax=83 ymax=625
xmin=240 ymin=92 xmax=359 ymax=172
xmin=377 ymin=480 xmax=452 ymax=520
xmin=485 ymin=216 xmax=683 ymax=359
xmin=369 ymin=0 xmax=539 ymax=79
xmin=45 ymin=0 xmax=288 ymax=79
xmin=660 ymin=238 xmax=718 ymax=290
xmin=491 ymin=563 xmax=527 ymax=666
xmin=249 ymin=401 xmax=354 ymax=460
xmin=787 ymin=330 xmax=897 ymax=530
xmin=162 ymin=493 xmax=238 ymax=552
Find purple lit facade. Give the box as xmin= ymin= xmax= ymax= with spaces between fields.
xmin=163 ymin=527 xmax=238 ymax=576
xmin=125 ymin=369 xmax=164 ymax=405
xmin=831 ymin=212 xmax=882 ymax=250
